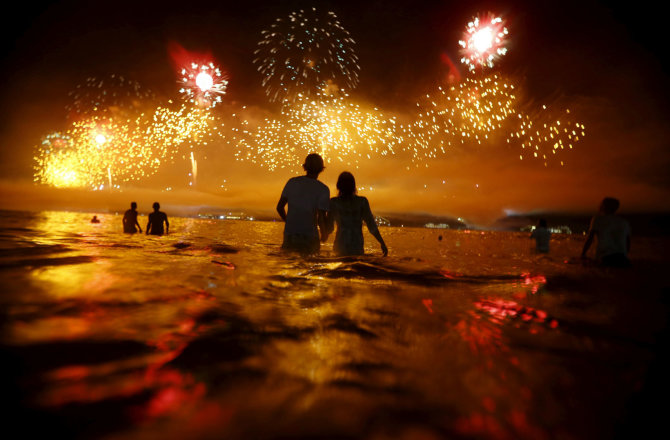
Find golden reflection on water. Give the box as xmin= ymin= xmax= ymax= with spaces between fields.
xmin=1 ymin=210 xmax=667 ymax=439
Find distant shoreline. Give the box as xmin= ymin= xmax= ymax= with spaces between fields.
xmin=2 ymin=208 xmax=668 ymax=235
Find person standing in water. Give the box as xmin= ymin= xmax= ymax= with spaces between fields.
xmin=146 ymin=202 xmax=169 ymax=236
xmin=530 ymin=218 xmax=551 ymax=253
xmin=276 ymin=153 xmax=330 ymax=254
xmin=581 ymin=197 xmax=631 ymax=267
xmin=122 ymin=202 xmax=142 ymax=233
xmin=325 ymin=171 xmax=388 ymax=256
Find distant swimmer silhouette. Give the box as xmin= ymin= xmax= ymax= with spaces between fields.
xmin=122 ymin=202 xmax=142 ymax=233
xmin=91 ymin=215 xmax=100 ymax=224
xmin=325 ymin=171 xmax=388 ymax=257
xmin=530 ymin=218 xmax=551 ymax=253
xmin=146 ymin=202 xmax=169 ymax=236
xmin=581 ymin=197 xmax=631 ymax=267
xmin=276 ymin=153 xmax=330 ymax=254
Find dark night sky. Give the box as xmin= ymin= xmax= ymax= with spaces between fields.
xmin=1 ymin=0 xmax=668 ymax=222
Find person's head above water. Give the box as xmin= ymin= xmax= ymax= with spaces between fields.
xmin=131 ymin=202 xmax=137 ymax=210
xmin=538 ymin=218 xmax=547 ymax=228
xmin=599 ymin=197 xmax=620 ymax=215
xmin=153 ymin=202 xmax=160 ymax=211
xmin=336 ymin=171 xmax=356 ymax=197
xmin=303 ymin=153 xmax=325 ymax=175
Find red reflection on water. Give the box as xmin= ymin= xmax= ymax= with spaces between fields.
xmin=51 ymin=365 xmax=90 ymax=381
xmin=455 ymin=412 xmax=505 ymax=439
xmin=422 ymin=299 xmax=434 ymax=314
xmin=144 ymin=382 xmax=207 ymax=419
xmin=482 ymin=396 xmax=496 ymax=412
xmin=474 ymin=299 xmax=559 ymax=331
xmin=520 ymin=273 xmax=547 ymax=294
xmin=452 ymin=311 xmax=504 ymax=355
xmin=508 ymin=409 xmax=549 ymax=440
xmin=439 ymin=269 xmax=462 ymax=279
xmin=212 ymin=260 xmax=236 ymax=269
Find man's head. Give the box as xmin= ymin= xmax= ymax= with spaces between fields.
xmin=153 ymin=202 xmax=160 ymax=211
xmin=303 ymin=153 xmax=325 ymax=175
xmin=131 ymin=202 xmax=137 ymax=210
xmin=599 ymin=197 xmax=620 ymax=215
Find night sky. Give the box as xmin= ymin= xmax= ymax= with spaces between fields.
xmin=1 ymin=0 xmax=668 ymax=223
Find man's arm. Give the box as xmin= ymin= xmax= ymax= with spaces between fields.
xmin=135 ymin=217 xmax=142 ymax=233
xmin=276 ymin=197 xmax=288 ymax=221
xmin=323 ymin=209 xmax=334 ymax=239
xmin=146 ymin=218 xmax=151 ymax=235
xmin=317 ymin=209 xmax=329 ymax=242
xmin=165 ymin=215 xmax=169 ymax=235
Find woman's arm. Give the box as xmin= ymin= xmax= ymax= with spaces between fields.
xmin=362 ymin=198 xmax=388 ymax=256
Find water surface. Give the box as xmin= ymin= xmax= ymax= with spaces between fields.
xmin=1 ymin=210 xmax=667 ymax=439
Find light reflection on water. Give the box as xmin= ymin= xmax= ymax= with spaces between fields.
xmin=0 ymin=210 xmax=667 ymax=439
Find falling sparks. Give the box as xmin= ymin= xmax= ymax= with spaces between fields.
xmin=508 ymin=107 xmax=586 ymax=166
xmin=231 ymin=92 xmax=399 ymax=171
xmin=400 ymin=74 xmax=518 ymax=163
xmin=180 ymin=62 xmax=228 ymax=108
xmin=459 ymin=14 xmax=509 ymax=71
xmin=254 ymin=8 xmax=360 ymax=102
xmin=66 ymin=74 xmax=156 ymax=121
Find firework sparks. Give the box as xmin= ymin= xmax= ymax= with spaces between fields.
xmin=180 ymin=62 xmax=228 ymax=108
xmin=34 ymin=105 xmax=216 ymax=189
xmin=254 ymin=8 xmax=360 ymax=102
xmin=66 ymin=74 xmax=156 ymax=121
xmin=459 ymin=14 xmax=509 ymax=71
xmin=401 ymin=74 xmax=518 ymax=163
xmin=231 ymin=92 xmax=399 ymax=170
xmin=508 ymin=107 xmax=585 ymax=166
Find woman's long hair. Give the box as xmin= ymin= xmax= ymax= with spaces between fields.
xmin=336 ymin=172 xmax=356 ymax=198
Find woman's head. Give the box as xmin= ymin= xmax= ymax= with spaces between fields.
xmin=336 ymin=172 xmax=356 ymax=197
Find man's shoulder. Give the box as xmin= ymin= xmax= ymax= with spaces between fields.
xmin=315 ymin=179 xmax=329 ymax=191
xmin=289 ymin=176 xmax=329 ymax=191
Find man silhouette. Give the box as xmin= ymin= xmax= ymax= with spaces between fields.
xmin=276 ymin=153 xmax=330 ymax=254
xmin=122 ymin=202 xmax=141 ymax=233
xmin=146 ymin=202 xmax=169 ymax=236
xmin=581 ymin=197 xmax=631 ymax=267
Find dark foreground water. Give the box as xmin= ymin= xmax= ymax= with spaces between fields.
xmin=1 ymin=210 xmax=668 ymax=439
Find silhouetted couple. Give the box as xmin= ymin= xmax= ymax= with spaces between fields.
xmin=122 ymin=202 xmax=169 ymax=236
xmin=276 ymin=153 xmax=387 ymax=256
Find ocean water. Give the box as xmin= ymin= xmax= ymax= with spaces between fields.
xmin=1 ymin=210 xmax=668 ymax=439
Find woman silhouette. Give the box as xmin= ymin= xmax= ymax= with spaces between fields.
xmin=325 ymin=172 xmax=388 ymax=256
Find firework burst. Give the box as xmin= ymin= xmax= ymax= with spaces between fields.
xmin=232 ymin=92 xmax=399 ymax=170
xmin=401 ymin=74 xmax=518 ymax=163
xmin=180 ymin=62 xmax=228 ymax=108
xmin=254 ymin=8 xmax=360 ymax=102
xmin=459 ymin=14 xmax=509 ymax=71
xmin=34 ymin=105 xmax=216 ymax=189
xmin=66 ymin=74 xmax=156 ymax=121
